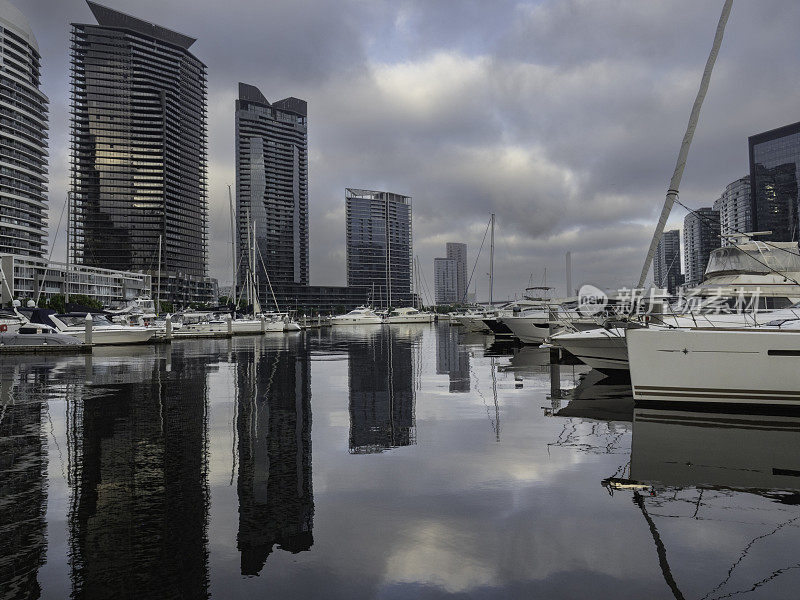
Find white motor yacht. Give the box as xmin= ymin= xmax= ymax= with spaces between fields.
xmin=550 ymin=326 xmax=631 ymax=375
xmin=24 ymin=310 xmax=154 ymax=345
xmin=386 ymin=307 xmax=434 ymax=324
xmin=627 ymin=324 xmax=800 ymax=408
xmin=501 ymin=309 xmax=552 ymax=344
xmin=330 ymin=306 xmax=384 ymax=325
xmin=0 ymin=321 xmax=84 ymax=347
xmin=0 ymin=308 xmax=27 ymax=334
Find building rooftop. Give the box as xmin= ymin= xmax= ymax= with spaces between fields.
xmin=0 ymin=0 xmax=38 ymax=52
xmin=84 ymin=1 xmax=197 ymax=49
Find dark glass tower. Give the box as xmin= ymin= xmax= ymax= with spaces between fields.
xmin=653 ymin=229 xmax=682 ymax=294
xmin=749 ymin=121 xmax=800 ymax=242
xmin=345 ymin=188 xmax=413 ymax=306
xmin=235 ymin=83 xmax=309 ymax=309
xmin=683 ymin=208 xmax=720 ymax=287
xmin=0 ymin=1 xmax=48 ymax=258
xmin=69 ymin=2 xmax=208 ymax=287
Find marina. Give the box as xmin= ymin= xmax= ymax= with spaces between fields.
xmin=2 ymin=324 xmax=799 ymax=599
xmin=2 ymin=0 xmax=800 ymax=597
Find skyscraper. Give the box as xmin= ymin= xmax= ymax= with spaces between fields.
xmin=235 ymin=83 xmax=309 ymax=309
xmin=434 ymin=257 xmax=457 ymax=304
xmin=653 ymin=229 xmax=682 ymax=293
xmin=713 ymin=176 xmax=751 ymax=246
xmin=446 ymin=242 xmax=467 ymax=303
xmin=0 ymin=1 xmax=48 ymax=258
xmin=345 ymin=188 xmax=413 ymax=306
xmin=69 ymin=2 xmax=212 ymax=304
xmin=683 ymin=208 xmax=720 ymax=287
xmin=749 ymin=121 xmax=800 ymax=242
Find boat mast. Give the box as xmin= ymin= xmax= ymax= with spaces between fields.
xmin=156 ymin=234 xmax=162 ymax=314
xmin=637 ymin=0 xmax=733 ymax=289
xmin=489 ymin=213 xmax=495 ymax=308
xmin=228 ymin=185 xmax=237 ymax=309
xmin=65 ymin=191 xmax=70 ymax=304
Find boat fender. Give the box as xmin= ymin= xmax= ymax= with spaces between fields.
xmin=0 ymin=324 xmax=6 ymax=332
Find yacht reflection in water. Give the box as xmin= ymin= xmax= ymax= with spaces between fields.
xmin=606 ymin=406 xmax=800 ymax=599
xmin=349 ymin=328 xmax=417 ymax=453
xmin=235 ymin=336 xmax=313 ymax=576
xmin=630 ymin=407 xmax=800 ymax=496
xmin=67 ymin=345 xmax=212 ymax=599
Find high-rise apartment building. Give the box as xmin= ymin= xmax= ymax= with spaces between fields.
xmin=345 ymin=188 xmax=413 ymax=306
xmin=0 ymin=1 xmax=48 ymax=258
xmin=235 ymin=83 xmax=309 ymax=308
xmin=446 ymin=242 xmax=467 ymax=303
xmin=749 ymin=122 xmax=800 ymax=242
xmin=70 ymin=2 xmax=213 ymax=304
xmin=434 ymin=257 xmax=457 ymax=304
xmin=683 ymin=208 xmax=720 ymax=287
xmin=713 ymin=176 xmax=751 ymax=246
xmin=653 ymin=229 xmax=682 ymax=294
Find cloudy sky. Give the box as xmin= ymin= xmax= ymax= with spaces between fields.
xmin=15 ymin=0 xmax=800 ymax=301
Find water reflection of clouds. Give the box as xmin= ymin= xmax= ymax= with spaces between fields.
xmin=3 ymin=326 xmax=800 ymax=598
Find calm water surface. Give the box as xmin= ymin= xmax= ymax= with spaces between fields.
xmin=2 ymin=324 xmax=799 ymax=599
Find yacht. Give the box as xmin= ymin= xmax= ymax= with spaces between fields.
xmin=330 ymin=306 xmax=384 ymax=325
xmin=550 ymin=326 xmax=631 ymax=375
xmin=386 ymin=307 xmax=434 ymax=324
xmin=21 ymin=309 xmax=154 ymax=345
xmin=627 ymin=323 xmax=800 ymax=408
xmin=0 ymin=308 xmax=27 ymax=334
xmin=0 ymin=321 xmax=84 ymax=348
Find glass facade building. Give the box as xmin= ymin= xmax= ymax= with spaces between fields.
xmin=683 ymin=208 xmax=720 ymax=287
xmin=653 ymin=229 xmax=682 ymax=294
xmin=69 ymin=2 xmax=211 ymax=303
xmin=235 ymin=83 xmax=309 ymax=309
xmin=713 ymin=175 xmax=751 ymax=246
xmin=0 ymin=1 xmax=48 ymax=258
xmin=446 ymin=242 xmax=467 ymax=303
xmin=749 ymin=122 xmax=800 ymax=242
xmin=346 ymin=188 xmax=413 ymax=306
xmin=434 ymin=257 xmax=457 ymax=304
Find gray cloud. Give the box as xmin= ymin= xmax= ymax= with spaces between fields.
xmin=16 ymin=0 xmax=800 ymax=299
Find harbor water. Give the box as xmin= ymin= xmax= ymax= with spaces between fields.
xmin=1 ymin=324 xmax=799 ymax=599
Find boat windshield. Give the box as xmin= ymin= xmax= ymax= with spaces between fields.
xmin=57 ymin=314 xmax=114 ymax=327
xmin=705 ymin=243 xmax=800 ymax=277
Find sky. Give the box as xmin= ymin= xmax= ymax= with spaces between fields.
xmin=14 ymin=0 xmax=800 ymax=302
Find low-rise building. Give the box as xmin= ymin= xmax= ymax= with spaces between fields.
xmin=1 ymin=253 xmax=151 ymax=306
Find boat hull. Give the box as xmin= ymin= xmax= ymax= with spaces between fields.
xmin=65 ymin=327 xmax=155 ymax=345
xmin=501 ymin=315 xmax=551 ymax=344
xmin=386 ymin=315 xmax=434 ymax=324
xmin=628 ymin=328 xmax=800 ymax=408
xmin=551 ymin=328 xmax=629 ymax=374
xmin=330 ymin=317 xmax=383 ymax=325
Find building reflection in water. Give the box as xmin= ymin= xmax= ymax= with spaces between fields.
xmin=0 ymin=366 xmax=49 ymax=599
xmin=67 ymin=345 xmax=212 ymax=599
xmin=349 ymin=329 xmax=416 ymax=453
xmin=435 ymin=326 xmax=470 ymax=392
xmin=236 ymin=336 xmax=313 ymax=576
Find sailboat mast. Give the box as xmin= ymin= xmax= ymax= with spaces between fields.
xmin=156 ymin=235 xmax=162 ymax=314
xmin=65 ymin=191 xmax=70 ymax=303
xmin=489 ymin=213 xmax=495 ymax=308
xmin=228 ymin=185 xmax=237 ymax=308
xmin=637 ymin=0 xmax=733 ymax=289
